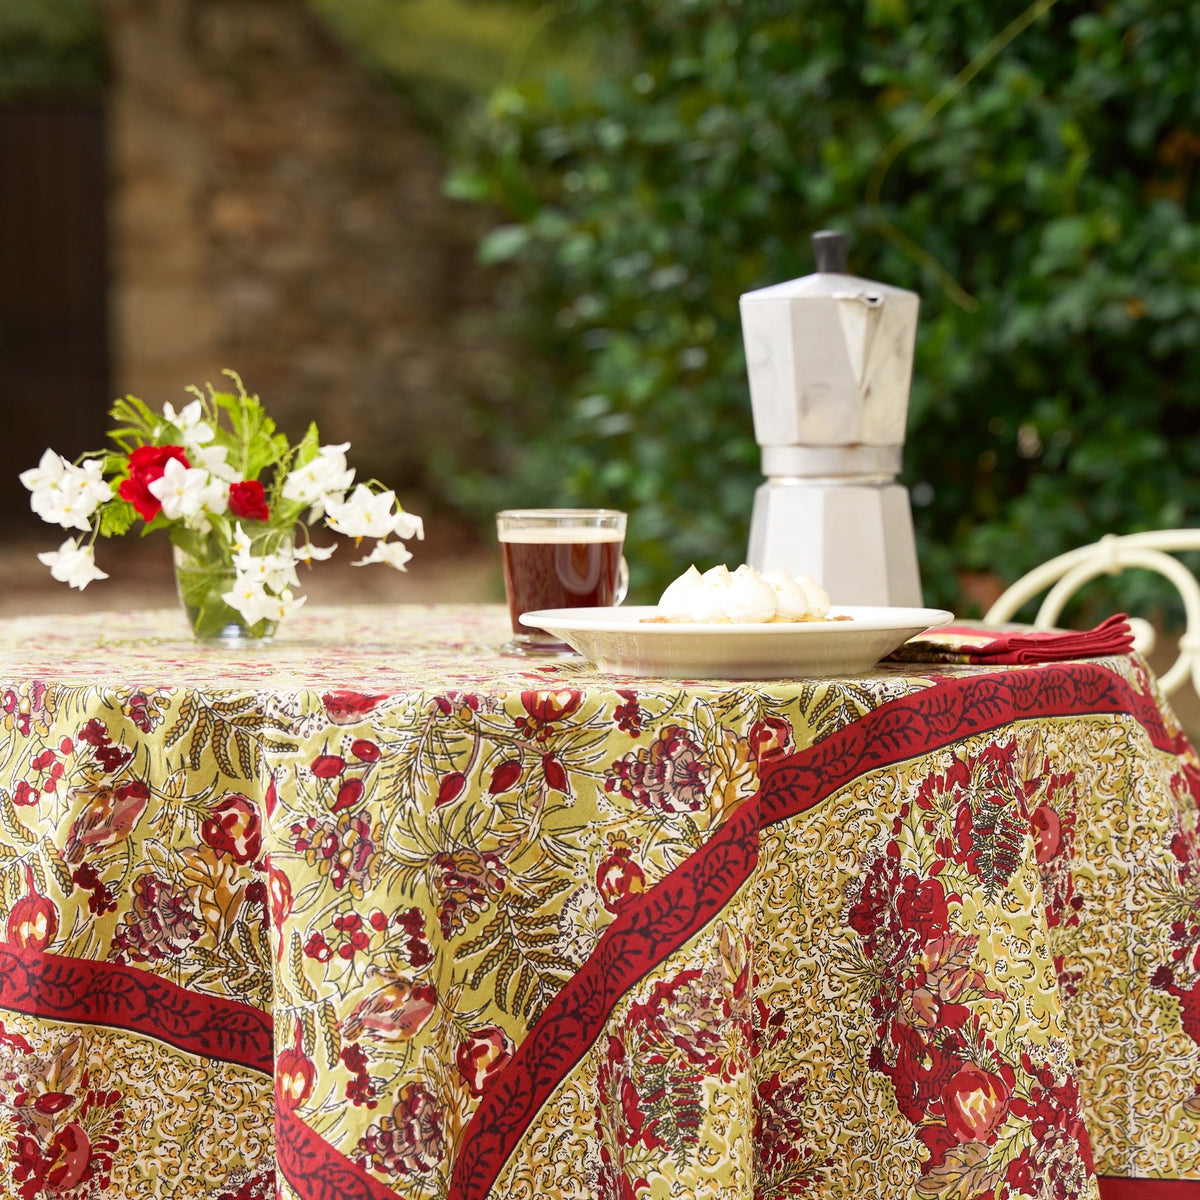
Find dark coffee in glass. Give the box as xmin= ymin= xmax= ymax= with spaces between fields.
xmin=496 ymin=510 xmax=627 ymax=654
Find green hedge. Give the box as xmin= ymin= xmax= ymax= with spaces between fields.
xmin=450 ymin=0 xmax=1200 ymax=614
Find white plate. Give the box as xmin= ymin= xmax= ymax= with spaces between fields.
xmin=519 ymin=606 xmax=955 ymax=679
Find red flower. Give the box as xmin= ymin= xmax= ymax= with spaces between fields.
xmin=597 ymin=835 xmax=646 ymax=912
xmin=277 ymin=1023 xmax=316 ymax=1111
xmin=312 ymin=754 xmax=346 ymax=778
xmin=228 ymin=480 xmax=270 ymax=521
xmin=268 ymin=865 xmax=293 ymax=931
xmin=542 ymin=753 xmax=569 ymax=793
xmin=332 ymin=779 xmax=365 ymax=812
xmin=6 ymin=865 xmax=58 ymax=950
xmin=749 ymin=715 xmax=794 ymax=762
xmin=118 ymin=445 xmax=189 ymax=521
xmin=488 ymin=759 xmax=522 ymax=795
xmin=351 ymin=739 xmax=381 ymax=762
xmin=1030 ymin=803 xmax=1063 ymax=864
xmin=456 ymin=1025 xmax=516 ymax=1096
xmin=521 ymin=689 xmax=582 ymax=724
xmin=435 ymin=772 xmax=466 ymax=807
xmin=42 ymin=1122 xmax=92 ymax=1192
xmin=200 ymin=794 xmax=263 ymax=863
xmin=943 ymin=1063 xmax=1011 ymax=1142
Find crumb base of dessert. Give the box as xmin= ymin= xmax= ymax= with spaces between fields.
xmin=639 ymin=613 xmax=852 ymax=625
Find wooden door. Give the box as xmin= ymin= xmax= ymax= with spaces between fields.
xmin=0 ymin=102 xmax=109 ymax=533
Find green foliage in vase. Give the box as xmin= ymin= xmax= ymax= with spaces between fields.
xmin=449 ymin=0 xmax=1200 ymax=613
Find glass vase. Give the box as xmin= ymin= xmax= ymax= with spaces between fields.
xmin=172 ymin=543 xmax=279 ymax=646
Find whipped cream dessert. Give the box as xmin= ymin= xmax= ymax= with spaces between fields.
xmin=650 ymin=563 xmax=833 ymax=624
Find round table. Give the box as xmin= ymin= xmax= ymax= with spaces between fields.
xmin=0 ymin=605 xmax=1197 ymax=1200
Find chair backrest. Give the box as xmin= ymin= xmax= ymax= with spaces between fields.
xmin=982 ymin=530 xmax=1200 ymax=697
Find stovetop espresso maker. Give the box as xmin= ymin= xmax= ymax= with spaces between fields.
xmin=740 ymin=230 xmax=923 ymax=607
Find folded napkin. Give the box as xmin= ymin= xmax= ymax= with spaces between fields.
xmin=888 ymin=613 xmax=1135 ymax=666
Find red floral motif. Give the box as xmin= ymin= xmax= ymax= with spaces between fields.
xmin=291 ymin=812 xmax=379 ymax=897
xmin=748 ymin=715 xmax=795 ymax=763
xmin=350 ymin=738 xmax=381 ymax=762
xmin=228 ymin=479 xmax=270 ymax=521
xmin=434 ymin=849 xmax=507 ymax=937
xmin=754 ymin=1072 xmax=820 ymax=1192
xmin=613 ymin=689 xmax=643 ymax=737
xmin=117 ymin=444 xmax=189 ymax=521
xmin=332 ymin=779 xmax=365 ymax=812
xmin=456 ymin=1025 xmax=516 ymax=1096
xmin=487 ymin=759 xmax=522 ymax=795
xmin=200 ymin=794 xmax=263 ymax=864
xmin=122 ymin=688 xmax=169 ymax=734
xmin=76 ymin=718 xmax=131 ymax=773
xmin=847 ymin=834 xmax=1093 ymax=1194
xmin=71 ymin=862 xmax=117 ymax=917
xmin=110 ymin=873 xmax=201 ymax=962
xmin=357 ymin=1082 xmax=444 ymax=1176
xmin=8 ymin=1069 xmax=124 ymax=1200
xmin=276 ymin=1022 xmax=315 ymax=1112
xmin=435 ymin=772 xmax=467 ymax=807
xmin=943 ymin=1062 xmax=1012 ymax=1142
xmin=12 ymin=781 xmax=39 ymax=807
xmin=341 ymin=1042 xmax=377 ymax=1108
xmin=268 ymin=865 xmax=293 ymax=932
xmin=607 ymin=725 xmax=709 ymax=814
xmin=311 ymin=754 xmax=346 ymax=778
xmin=596 ymin=833 xmax=647 ymax=912
xmin=6 ymin=864 xmax=59 ymax=950
xmin=516 ymin=689 xmax=582 ymax=741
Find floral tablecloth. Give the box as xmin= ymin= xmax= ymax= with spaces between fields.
xmin=0 ymin=604 xmax=1198 ymax=1200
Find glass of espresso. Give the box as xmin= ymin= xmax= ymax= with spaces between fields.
xmin=496 ymin=509 xmax=628 ymax=655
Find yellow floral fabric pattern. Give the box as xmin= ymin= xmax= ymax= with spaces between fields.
xmin=0 ymin=606 xmax=1197 ymax=1200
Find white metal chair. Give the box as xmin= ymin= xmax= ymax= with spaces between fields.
xmin=982 ymin=530 xmax=1200 ymax=698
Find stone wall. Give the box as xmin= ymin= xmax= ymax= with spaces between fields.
xmin=101 ymin=0 xmax=495 ymax=499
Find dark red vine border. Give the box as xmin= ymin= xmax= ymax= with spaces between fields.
xmin=0 ymin=943 xmax=273 ymax=1075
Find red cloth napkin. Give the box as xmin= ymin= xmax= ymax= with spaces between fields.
xmin=888 ymin=613 xmax=1135 ymax=666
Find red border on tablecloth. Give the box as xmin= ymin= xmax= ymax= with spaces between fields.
xmin=1098 ymin=1179 xmax=1200 ymax=1199
xmin=266 ymin=661 xmax=1187 ymax=1200
xmin=277 ymin=1108 xmax=399 ymax=1200
xmin=440 ymin=661 xmax=1184 ymax=1200
xmin=0 ymin=943 xmax=273 ymax=1075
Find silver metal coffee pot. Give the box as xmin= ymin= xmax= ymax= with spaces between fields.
xmin=740 ymin=230 xmax=923 ymax=606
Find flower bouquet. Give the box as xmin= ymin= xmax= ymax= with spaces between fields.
xmin=20 ymin=371 xmax=423 ymax=643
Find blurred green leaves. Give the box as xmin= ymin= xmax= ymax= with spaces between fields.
xmin=0 ymin=0 xmax=106 ymax=100
xmin=448 ymin=0 xmax=1200 ymax=614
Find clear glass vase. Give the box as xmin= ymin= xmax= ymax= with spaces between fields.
xmin=172 ymin=542 xmax=279 ymax=646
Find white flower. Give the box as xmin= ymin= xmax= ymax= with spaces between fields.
xmin=282 ymin=444 xmax=355 ymax=516
xmin=392 ymin=511 xmax=424 ymax=541
xmin=149 ymin=458 xmax=228 ymax=523
xmin=257 ymin=589 xmax=307 ymax=623
xmin=37 ymin=539 xmax=109 ymax=590
xmin=324 ymin=484 xmax=401 ymax=540
xmin=19 ymin=448 xmax=69 ymax=493
xmin=221 ymin=574 xmax=305 ymax=625
xmin=352 ymin=539 xmax=413 ymax=570
xmin=193 ymin=443 xmax=238 ymax=482
xmin=20 ymin=451 xmax=112 ymax=531
xmin=162 ymin=399 xmax=215 ymax=447
xmin=229 ymin=524 xmax=299 ymax=591
xmin=294 ymin=541 xmax=337 ymax=565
